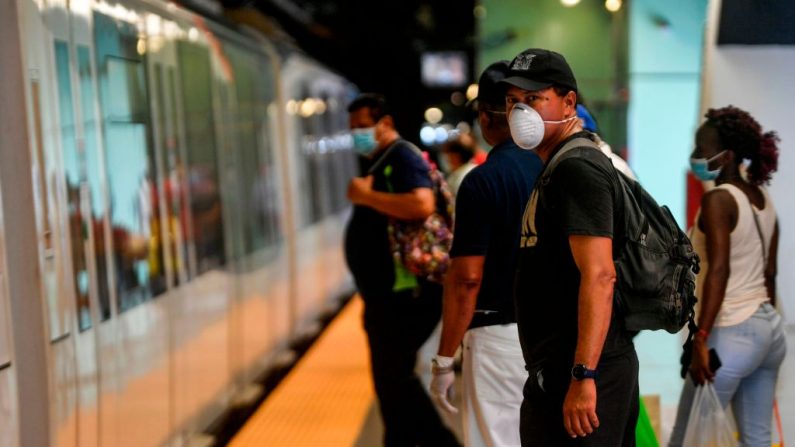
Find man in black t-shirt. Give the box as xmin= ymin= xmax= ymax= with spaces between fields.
xmin=504 ymin=49 xmax=638 ymax=446
xmin=430 ymin=61 xmax=542 ymax=447
xmin=344 ymin=93 xmax=459 ymax=447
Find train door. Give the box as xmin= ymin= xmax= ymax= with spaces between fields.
xmin=170 ymin=31 xmax=233 ymax=435
xmin=20 ymin=2 xmax=98 ymax=445
xmin=52 ymin=24 xmax=103 ymax=447
xmin=210 ymin=45 xmax=247 ymax=391
xmin=91 ymin=9 xmax=173 ymax=447
xmin=222 ymin=40 xmax=289 ymax=384
xmin=144 ymin=23 xmax=194 ymax=444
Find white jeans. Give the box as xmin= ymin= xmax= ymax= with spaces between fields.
xmin=462 ymin=323 xmax=526 ymax=447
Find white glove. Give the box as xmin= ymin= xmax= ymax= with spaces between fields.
xmin=429 ymin=355 xmax=458 ymax=414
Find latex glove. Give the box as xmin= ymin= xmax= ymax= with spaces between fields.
xmin=429 ymin=356 xmax=458 ymax=414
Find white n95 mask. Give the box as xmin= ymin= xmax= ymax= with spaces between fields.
xmin=508 ymin=103 xmax=578 ymax=150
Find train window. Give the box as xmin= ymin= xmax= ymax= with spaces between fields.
xmin=54 ymin=40 xmax=92 ymax=331
xmin=256 ymin=57 xmax=281 ymax=245
xmin=94 ymin=11 xmax=167 ymax=313
xmin=227 ymin=45 xmax=279 ymax=256
xmin=177 ymin=41 xmax=226 ymax=273
xmin=77 ymin=45 xmax=112 ymax=321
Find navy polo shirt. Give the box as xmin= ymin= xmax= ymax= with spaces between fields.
xmin=344 ymin=140 xmax=433 ymax=298
xmin=449 ymin=139 xmax=543 ymax=328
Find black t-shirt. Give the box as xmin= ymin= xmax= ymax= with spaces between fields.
xmin=514 ymin=132 xmax=633 ymax=371
xmin=344 ymin=140 xmax=433 ymax=297
xmin=450 ymin=140 xmax=543 ymax=328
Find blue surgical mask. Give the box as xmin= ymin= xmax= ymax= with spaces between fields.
xmin=689 ymin=150 xmax=727 ymax=181
xmin=352 ymin=127 xmax=377 ymax=155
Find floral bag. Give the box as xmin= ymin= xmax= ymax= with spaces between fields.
xmin=387 ymin=163 xmax=453 ymax=283
xmin=374 ymin=143 xmax=454 ymax=283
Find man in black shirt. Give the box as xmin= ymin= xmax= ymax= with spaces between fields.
xmin=505 ymin=49 xmax=638 ymax=446
xmin=345 ymin=93 xmax=459 ymax=447
xmin=430 ymin=61 xmax=543 ymax=447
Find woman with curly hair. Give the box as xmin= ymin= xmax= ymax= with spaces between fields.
xmin=669 ymin=106 xmax=787 ymax=447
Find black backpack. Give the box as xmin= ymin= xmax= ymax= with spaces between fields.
xmin=540 ymin=137 xmax=700 ymax=334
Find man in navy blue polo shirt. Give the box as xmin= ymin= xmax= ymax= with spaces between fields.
xmin=430 ymin=61 xmax=543 ymax=447
xmin=345 ymin=93 xmax=459 ymax=447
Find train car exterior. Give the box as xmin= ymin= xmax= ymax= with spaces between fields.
xmin=0 ymin=0 xmax=357 ymax=444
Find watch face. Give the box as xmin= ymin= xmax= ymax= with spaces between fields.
xmin=571 ymin=364 xmax=596 ymax=380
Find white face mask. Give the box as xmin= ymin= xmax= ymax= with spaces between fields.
xmin=508 ymin=103 xmax=578 ymax=150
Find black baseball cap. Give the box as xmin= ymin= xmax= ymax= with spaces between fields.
xmin=466 ymin=60 xmax=510 ymax=108
xmin=501 ymin=48 xmax=578 ymax=93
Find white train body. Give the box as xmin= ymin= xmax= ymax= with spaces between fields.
xmin=0 ymin=0 xmax=357 ymax=444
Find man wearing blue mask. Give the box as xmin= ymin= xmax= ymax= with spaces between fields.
xmin=430 ymin=60 xmax=542 ymax=447
xmin=345 ymin=93 xmax=460 ymax=447
xmin=505 ymin=49 xmax=639 ymax=446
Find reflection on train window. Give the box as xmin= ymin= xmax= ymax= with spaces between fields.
xmin=54 ymin=40 xmax=92 ymax=331
xmin=177 ymin=41 xmax=226 ymax=273
xmin=77 ymin=45 xmax=112 ymax=321
xmin=153 ymin=63 xmax=189 ymax=286
xmin=95 ymin=12 xmax=167 ymax=313
xmin=168 ymin=67 xmax=194 ymax=279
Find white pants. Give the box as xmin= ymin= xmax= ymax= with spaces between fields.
xmin=462 ymin=323 xmax=525 ymax=447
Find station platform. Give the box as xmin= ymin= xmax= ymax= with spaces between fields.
xmin=228 ymin=296 xmax=377 ymax=446
xmin=230 ymin=296 xmax=794 ymax=446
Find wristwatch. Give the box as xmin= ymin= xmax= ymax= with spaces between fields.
xmin=571 ymin=363 xmax=599 ymax=381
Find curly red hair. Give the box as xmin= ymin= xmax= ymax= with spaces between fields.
xmin=704 ymin=106 xmax=779 ymax=185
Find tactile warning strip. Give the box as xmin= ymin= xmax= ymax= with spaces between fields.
xmin=229 ymin=296 xmax=374 ymax=446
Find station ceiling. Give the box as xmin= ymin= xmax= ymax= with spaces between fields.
xmin=216 ymin=0 xmax=478 ymax=140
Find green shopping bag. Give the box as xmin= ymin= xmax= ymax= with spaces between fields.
xmin=636 ymin=397 xmax=659 ymax=447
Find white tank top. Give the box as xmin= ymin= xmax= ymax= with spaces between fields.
xmin=691 ymin=184 xmax=776 ymax=327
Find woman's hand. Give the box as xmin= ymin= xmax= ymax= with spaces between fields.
xmin=688 ymin=337 xmax=714 ymax=385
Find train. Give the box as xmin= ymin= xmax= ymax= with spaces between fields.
xmin=0 ymin=0 xmax=358 ymax=445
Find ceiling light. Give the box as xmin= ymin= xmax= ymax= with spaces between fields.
xmin=466 ymin=84 xmax=479 ymax=101
xmin=605 ymin=0 xmax=622 ymax=13
xmin=424 ymin=107 xmax=443 ymax=124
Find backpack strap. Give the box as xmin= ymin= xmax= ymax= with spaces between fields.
xmin=540 ymin=136 xmax=600 ymax=183
xmin=367 ymin=140 xmax=403 ymax=175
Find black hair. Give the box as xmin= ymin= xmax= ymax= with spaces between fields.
xmin=347 ymin=93 xmax=390 ymax=122
xmin=553 ymin=86 xmax=573 ymax=98
xmin=704 ymin=106 xmax=779 ymax=185
xmin=443 ymin=139 xmax=476 ymax=164
xmin=476 ymin=102 xmax=510 ymax=134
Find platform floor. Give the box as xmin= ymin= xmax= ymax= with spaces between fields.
xmin=231 ymin=297 xmax=794 ymax=446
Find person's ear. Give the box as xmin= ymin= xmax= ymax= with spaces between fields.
xmin=478 ymin=110 xmax=491 ymax=129
xmin=564 ymin=91 xmax=577 ymax=115
xmin=380 ymin=115 xmax=394 ymax=129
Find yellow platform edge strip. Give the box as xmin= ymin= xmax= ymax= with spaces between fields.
xmin=230 ymin=296 xmax=374 ymax=446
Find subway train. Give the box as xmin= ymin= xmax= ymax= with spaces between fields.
xmin=0 ymin=0 xmax=359 ymax=445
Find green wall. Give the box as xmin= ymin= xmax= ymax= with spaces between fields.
xmin=478 ymin=0 xmax=628 ymax=149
